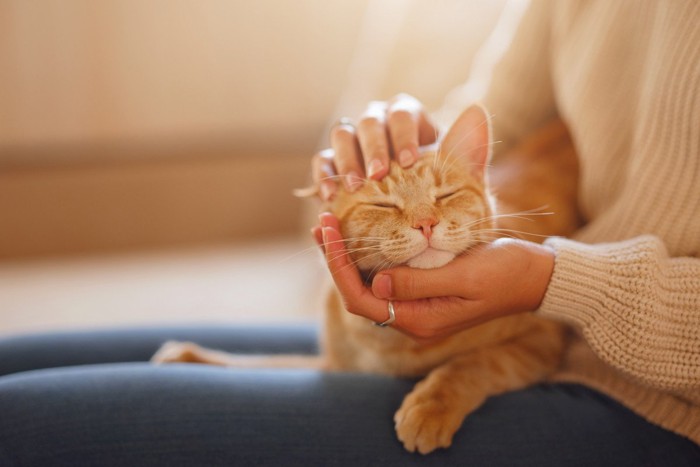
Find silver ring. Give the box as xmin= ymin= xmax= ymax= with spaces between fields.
xmin=334 ymin=117 xmax=355 ymax=129
xmin=374 ymin=301 xmax=396 ymax=327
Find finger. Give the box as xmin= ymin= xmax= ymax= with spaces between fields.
xmin=312 ymin=148 xmax=338 ymax=201
xmin=311 ymin=225 xmax=324 ymax=253
xmin=371 ymin=263 xmax=467 ymax=301
xmin=330 ymin=122 xmax=364 ymax=191
xmin=417 ymin=111 xmax=439 ymax=146
xmin=387 ymin=95 xmax=421 ymax=168
xmin=357 ymin=101 xmax=391 ymax=180
xmin=319 ymin=211 xmax=341 ymax=230
xmin=387 ymin=94 xmax=439 ymax=162
xmin=321 ymin=224 xmax=390 ymax=324
xmin=393 ymin=298 xmax=472 ymax=341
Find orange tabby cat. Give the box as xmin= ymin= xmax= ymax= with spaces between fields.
xmin=152 ymin=105 xmax=573 ymax=455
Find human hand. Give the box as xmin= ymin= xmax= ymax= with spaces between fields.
xmin=312 ymin=213 xmax=555 ymax=342
xmin=311 ymin=94 xmax=438 ymax=201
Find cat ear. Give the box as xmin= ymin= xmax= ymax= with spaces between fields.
xmin=438 ymin=104 xmax=491 ymax=180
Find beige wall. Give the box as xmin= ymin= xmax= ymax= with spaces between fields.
xmin=0 ymin=148 xmax=310 ymax=259
xmin=0 ymin=0 xmax=370 ymax=149
xmin=0 ymin=0 xmax=507 ymax=259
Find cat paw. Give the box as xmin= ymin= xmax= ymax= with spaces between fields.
xmin=151 ymin=341 xmax=207 ymax=364
xmin=394 ymin=394 xmax=463 ymax=455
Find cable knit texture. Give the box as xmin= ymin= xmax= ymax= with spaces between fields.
xmin=477 ymin=0 xmax=700 ymax=445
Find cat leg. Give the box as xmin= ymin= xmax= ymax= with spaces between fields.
xmin=394 ymin=328 xmax=564 ymax=455
xmin=151 ymin=340 xmax=328 ymax=370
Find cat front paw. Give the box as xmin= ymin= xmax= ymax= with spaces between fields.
xmin=151 ymin=340 xmax=208 ymax=364
xmin=394 ymin=393 xmax=464 ymax=455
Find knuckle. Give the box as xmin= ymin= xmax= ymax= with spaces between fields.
xmin=330 ymin=125 xmax=355 ymax=142
xmin=398 ymin=272 xmax=418 ymax=299
xmin=387 ymin=108 xmax=415 ymax=127
xmin=357 ymin=115 xmax=383 ymax=131
xmin=343 ymin=300 xmax=361 ymax=316
xmin=318 ymin=147 xmax=334 ymax=160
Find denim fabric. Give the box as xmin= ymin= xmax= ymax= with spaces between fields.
xmin=0 ymin=325 xmax=318 ymax=377
xmin=0 ymin=326 xmax=698 ymax=466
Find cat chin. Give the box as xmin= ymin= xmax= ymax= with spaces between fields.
xmin=407 ymin=248 xmax=455 ymax=269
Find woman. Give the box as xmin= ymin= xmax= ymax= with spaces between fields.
xmin=312 ymin=0 xmax=700 ymax=459
xmin=1 ymin=1 xmax=698 ymax=465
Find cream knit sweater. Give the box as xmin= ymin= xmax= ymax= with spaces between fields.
xmin=468 ymin=0 xmax=699 ymax=444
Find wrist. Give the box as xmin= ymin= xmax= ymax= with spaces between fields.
xmin=520 ymin=242 xmax=555 ymax=311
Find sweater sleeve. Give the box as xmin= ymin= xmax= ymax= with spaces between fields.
xmin=538 ymin=235 xmax=700 ymax=393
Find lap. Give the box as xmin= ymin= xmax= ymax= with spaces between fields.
xmin=0 ymin=327 xmax=698 ymax=466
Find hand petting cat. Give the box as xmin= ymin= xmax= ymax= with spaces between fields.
xmin=312 ymin=212 xmax=554 ymax=342
xmin=311 ymin=93 xmax=438 ymax=201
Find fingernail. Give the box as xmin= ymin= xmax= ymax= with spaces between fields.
xmin=318 ymin=212 xmax=332 ymax=227
xmin=399 ymin=149 xmax=415 ymax=167
xmin=373 ymin=274 xmax=393 ymax=299
xmin=310 ymin=226 xmax=322 ymax=243
xmin=344 ymin=171 xmax=363 ymax=192
xmin=367 ymin=159 xmax=384 ymax=180
xmin=320 ymin=181 xmax=335 ymax=201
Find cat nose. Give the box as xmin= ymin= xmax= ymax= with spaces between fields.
xmin=413 ymin=218 xmax=439 ymax=239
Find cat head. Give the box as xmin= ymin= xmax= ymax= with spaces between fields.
xmin=328 ymin=105 xmax=495 ymax=279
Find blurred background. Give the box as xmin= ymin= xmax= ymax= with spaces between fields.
xmin=0 ymin=0 xmax=513 ymax=336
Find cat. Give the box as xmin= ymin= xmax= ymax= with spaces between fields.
xmin=151 ymin=105 xmax=575 ymax=454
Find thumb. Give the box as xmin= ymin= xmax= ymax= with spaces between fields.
xmin=371 ymin=263 xmax=466 ymax=301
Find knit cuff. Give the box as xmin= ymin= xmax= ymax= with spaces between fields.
xmin=536 ymin=235 xmax=667 ymax=329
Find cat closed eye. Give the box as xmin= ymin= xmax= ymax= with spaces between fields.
xmin=436 ymin=191 xmax=458 ymax=201
xmin=370 ymin=202 xmax=398 ymax=209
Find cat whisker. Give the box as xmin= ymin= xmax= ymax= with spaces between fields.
xmin=278 ymin=243 xmax=374 ymax=265
xmin=460 ymin=208 xmax=553 ymax=231
xmin=318 ymin=174 xmax=351 ymax=183
xmin=448 ymin=229 xmax=523 ymax=242
xmin=491 ymin=206 xmax=554 ymax=219
xmin=472 ymin=227 xmax=550 ymax=239
xmin=331 ymin=250 xmax=391 ymax=276
xmin=342 ymin=246 xmax=385 ymax=255
xmin=279 ymin=244 xmax=332 ymax=263
xmin=337 ymin=237 xmax=394 ymax=249
xmin=327 ymin=246 xmax=384 ymax=265
xmin=366 ymin=258 xmax=393 ymax=282
xmin=279 ymin=235 xmax=399 ymax=264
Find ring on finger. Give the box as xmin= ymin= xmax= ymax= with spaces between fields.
xmin=334 ymin=117 xmax=355 ymax=130
xmin=374 ymin=301 xmax=396 ymax=327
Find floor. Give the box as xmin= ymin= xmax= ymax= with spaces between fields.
xmin=0 ymin=237 xmax=324 ymax=337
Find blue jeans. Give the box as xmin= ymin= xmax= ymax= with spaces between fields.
xmin=0 ymin=325 xmax=698 ymax=466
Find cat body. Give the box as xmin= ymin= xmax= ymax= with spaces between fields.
xmin=152 ymin=105 xmax=573 ymax=454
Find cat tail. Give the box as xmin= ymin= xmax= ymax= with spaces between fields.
xmin=151 ymin=340 xmax=329 ymax=370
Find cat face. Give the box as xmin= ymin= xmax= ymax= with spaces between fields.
xmin=330 ymin=105 xmax=494 ymax=277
